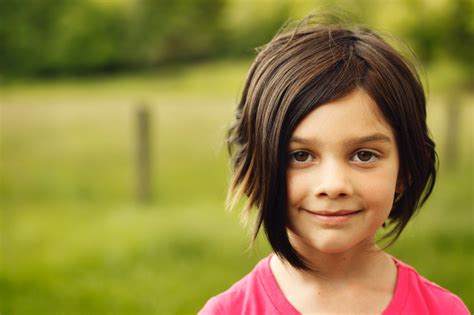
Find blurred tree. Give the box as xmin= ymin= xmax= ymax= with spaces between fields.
xmin=127 ymin=0 xmax=227 ymax=66
xmin=400 ymin=0 xmax=474 ymax=168
xmin=0 ymin=0 xmax=71 ymax=76
xmin=220 ymin=0 xmax=291 ymax=58
xmin=0 ymin=0 xmax=296 ymax=77
xmin=48 ymin=1 xmax=128 ymax=74
xmin=0 ymin=0 xmax=127 ymax=77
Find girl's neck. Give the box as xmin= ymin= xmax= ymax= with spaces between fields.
xmin=269 ymin=243 xmax=398 ymax=314
xmin=272 ymin=238 xmax=393 ymax=286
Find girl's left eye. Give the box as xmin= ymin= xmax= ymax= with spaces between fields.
xmin=289 ymin=151 xmax=313 ymax=163
xmin=351 ymin=150 xmax=379 ymax=163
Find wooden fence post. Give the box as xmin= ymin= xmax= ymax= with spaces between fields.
xmin=136 ymin=104 xmax=152 ymax=203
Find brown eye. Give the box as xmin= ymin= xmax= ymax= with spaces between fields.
xmin=357 ymin=151 xmax=373 ymax=161
xmin=351 ymin=150 xmax=379 ymax=163
xmin=291 ymin=151 xmax=311 ymax=162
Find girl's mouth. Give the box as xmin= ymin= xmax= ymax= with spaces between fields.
xmin=311 ymin=210 xmax=361 ymax=216
xmin=302 ymin=208 xmax=362 ymax=224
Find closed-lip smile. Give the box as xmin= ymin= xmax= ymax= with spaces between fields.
xmin=301 ymin=208 xmax=362 ymax=224
xmin=309 ymin=210 xmax=362 ymax=216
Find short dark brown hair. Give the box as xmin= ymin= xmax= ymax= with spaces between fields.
xmin=227 ymin=18 xmax=437 ymax=269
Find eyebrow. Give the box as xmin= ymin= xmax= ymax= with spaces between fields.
xmin=290 ymin=133 xmax=393 ymax=146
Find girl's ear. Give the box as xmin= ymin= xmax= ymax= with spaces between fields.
xmin=396 ymin=172 xmax=411 ymax=194
xmin=396 ymin=181 xmax=404 ymax=194
xmin=395 ymin=175 xmax=406 ymax=194
xmin=394 ymin=182 xmax=404 ymax=205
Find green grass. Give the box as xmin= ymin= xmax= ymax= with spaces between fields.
xmin=1 ymin=60 xmax=472 ymax=314
xmin=1 ymin=202 xmax=269 ymax=314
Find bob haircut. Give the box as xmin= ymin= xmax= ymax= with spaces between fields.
xmin=227 ymin=19 xmax=437 ymax=270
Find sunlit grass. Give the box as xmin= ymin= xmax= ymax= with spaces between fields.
xmin=1 ymin=202 xmax=268 ymax=314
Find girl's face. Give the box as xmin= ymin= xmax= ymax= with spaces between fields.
xmin=286 ymin=88 xmax=400 ymax=255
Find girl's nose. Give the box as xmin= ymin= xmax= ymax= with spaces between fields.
xmin=312 ymin=160 xmax=353 ymax=199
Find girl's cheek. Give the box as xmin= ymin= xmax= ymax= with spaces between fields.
xmin=360 ymin=176 xmax=397 ymax=208
xmin=286 ymin=171 xmax=307 ymax=205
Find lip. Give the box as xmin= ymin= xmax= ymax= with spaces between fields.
xmin=302 ymin=208 xmax=362 ymax=224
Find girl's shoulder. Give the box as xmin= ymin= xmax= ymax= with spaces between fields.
xmin=198 ymin=255 xmax=299 ymax=315
xmin=199 ymin=267 xmax=254 ymax=314
xmin=385 ymin=257 xmax=470 ymax=314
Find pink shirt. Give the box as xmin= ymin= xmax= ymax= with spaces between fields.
xmin=200 ymin=255 xmax=469 ymax=315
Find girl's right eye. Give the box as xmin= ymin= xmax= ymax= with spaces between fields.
xmin=289 ymin=150 xmax=313 ymax=163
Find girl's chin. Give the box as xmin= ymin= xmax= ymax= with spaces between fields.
xmin=306 ymin=243 xmax=355 ymax=255
xmin=288 ymin=232 xmax=355 ymax=255
xmin=287 ymin=230 xmax=377 ymax=257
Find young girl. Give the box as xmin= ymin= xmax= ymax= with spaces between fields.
xmin=200 ymin=18 xmax=469 ymax=314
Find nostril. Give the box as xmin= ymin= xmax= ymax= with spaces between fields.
xmin=316 ymin=191 xmax=350 ymax=199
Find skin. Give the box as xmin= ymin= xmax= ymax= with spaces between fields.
xmin=271 ymin=88 xmax=401 ymax=314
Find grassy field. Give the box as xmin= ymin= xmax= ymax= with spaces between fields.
xmin=1 ymin=60 xmax=473 ymax=314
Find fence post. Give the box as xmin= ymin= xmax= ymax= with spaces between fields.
xmin=136 ymin=104 xmax=152 ymax=203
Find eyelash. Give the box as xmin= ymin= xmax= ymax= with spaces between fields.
xmin=351 ymin=150 xmax=380 ymax=163
xmin=288 ymin=150 xmax=381 ymax=165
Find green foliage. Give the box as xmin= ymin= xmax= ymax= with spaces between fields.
xmin=0 ymin=0 xmax=289 ymax=78
xmin=0 ymin=0 xmax=70 ymax=75
xmin=400 ymin=0 xmax=474 ymax=89
xmin=127 ymin=0 xmax=227 ymax=65
xmin=0 ymin=0 xmax=128 ymax=76
xmin=48 ymin=2 xmax=128 ymax=73
xmin=219 ymin=1 xmax=291 ymax=57
xmin=3 ymin=0 xmax=471 ymax=81
xmin=0 ymin=0 xmax=229 ymax=77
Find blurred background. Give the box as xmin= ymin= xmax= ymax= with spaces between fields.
xmin=0 ymin=0 xmax=472 ymax=313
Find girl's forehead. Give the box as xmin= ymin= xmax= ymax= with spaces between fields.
xmin=291 ymin=89 xmax=395 ymax=141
